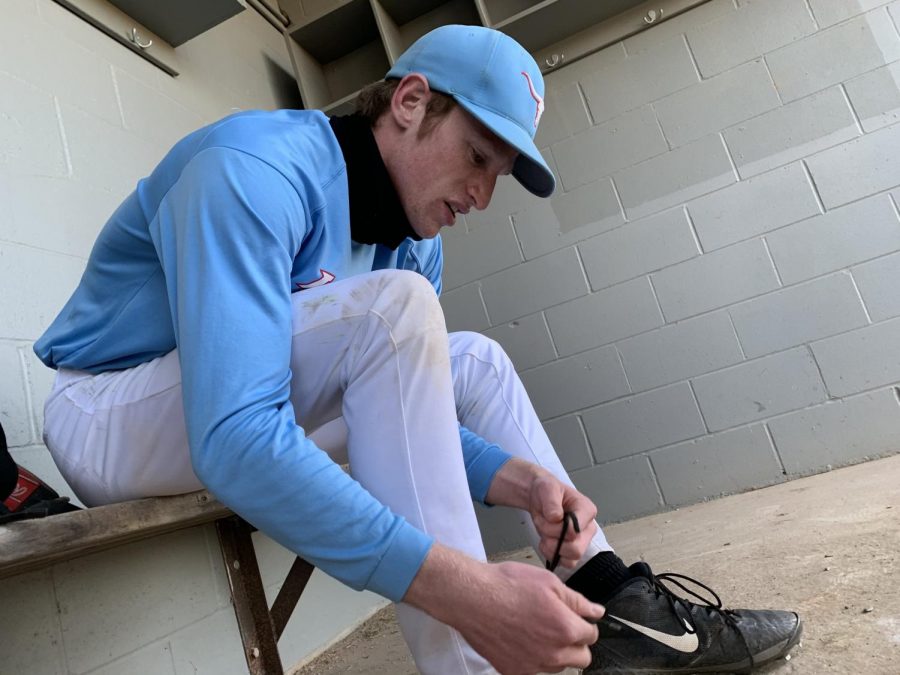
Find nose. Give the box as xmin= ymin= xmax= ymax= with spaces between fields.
xmin=469 ymin=172 xmax=498 ymax=211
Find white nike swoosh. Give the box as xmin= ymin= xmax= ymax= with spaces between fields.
xmin=607 ymin=614 xmax=699 ymax=653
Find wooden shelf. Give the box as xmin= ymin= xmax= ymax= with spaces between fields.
xmin=278 ymin=0 xmax=712 ymax=111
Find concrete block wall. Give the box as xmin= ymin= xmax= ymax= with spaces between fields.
xmin=0 ymin=2 xmax=384 ymax=673
xmin=442 ymin=0 xmax=900 ymax=539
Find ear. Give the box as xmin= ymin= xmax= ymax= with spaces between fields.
xmin=389 ymin=74 xmax=432 ymax=131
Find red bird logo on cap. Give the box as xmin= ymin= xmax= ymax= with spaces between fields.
xmin=521 ymin=71 xmax=545 ymax=129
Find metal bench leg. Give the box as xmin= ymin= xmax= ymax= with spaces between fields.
xmin=216 ymin=516 xmax=316 ymax=675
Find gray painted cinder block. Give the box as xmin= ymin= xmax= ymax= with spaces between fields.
xmin=687 ymin=163 xmax=821 ymax=251
xmin=650 ymin=424 xmax=783 ymax=506
xmin=692 ymin=348 xmax=828 ymax=432
xmin=545 ymin=415 xmax=593 ymax=471
xmin=618 ymin=311 xmax=744 ymax=392
xmin=808 ymin=0 xmax=894 ymax=27
xmin=53 ymin=530 xmax=220 ymax=674
xmin=442 ymin=216 xmax=523 ymax=291
xmin=651 ymin=239 xmax=780 ymax=321
xmin=92 ymin=642 xmax=176 ymax=675
xmin=853 ymin=251 xmax=900 ymax=321
xmin=582 ymin=383 xmax=706 ymax=463
xmin=0 ymin=240 xmax=86 ymax=340
xmin=723 ymin=86 xmax=859 ymax=178
xmin=654 ymin=59 xmax=781 ymax=148
xmin=440 ymin=283 xmax=490 ymax=333
xmin=0 ymin=571 xmax=66 ymax=675
xmin=60 ymin=101 xmax=165 ymax=198
xmin=512 ymin=178 xmax=624 ymax=260
xmin=519 ymin=345 xmax=629 ymax=420
xmin=811 ymin=316 xmax=900 ymax=397
xmin=623 ymin=0 xmax=736 ymax=54
xmin=169 ymin=610 xmax=248 ymax=675
xmin=613 ymin=134 xmax=736 ymax=220
xmin=0 ymin=70 xmax=69 ymax=178
xmin=768 ymin=389 xmax=900 ymax=474
xmin=116 ymin=67 xmax=205 ymax=148
xmin=578 ymin=208 xmax=700 ymax=290
xmin=571 ymin=455 xmax=663 ymax=523
xmin=534 ymin=80 xmax=592 ymax=149
xmin=579 ymin=207 xmax=699 ymax=290
xmin=766 ymin=194 xmax=900 ymax=285
xmin=685 ymin=0 xmax=817 ymax=77
xmin=581 ymin=37 xmax=699 ymax=124
xmin=729 ymin=273 xmax=869 ymax=359
xmin=480 ymin=246 xmax=588 ymax=325
xmin=766 ymin=10 xmax=900 ymax=103
xmin=806 ymin=115 xmax=900 ymax=208
xmin=0 ymin=343 xmax=31 ymax=447
xmin=1 ymin=170 xmax=119 ymax=259
xmin=546 ymin=277 xmax=664 ymax=356
xmin=844 ymin=61 xmax=900 ymax=132
xmin=483 ymin=312 xmax=557 ymax=372
xmin=553 ymin=106 xmax=668 ymax=191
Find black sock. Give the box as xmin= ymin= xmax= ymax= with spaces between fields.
xmin=566 ymin=551 xmax=632 ymax=603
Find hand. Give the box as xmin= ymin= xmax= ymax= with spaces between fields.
xmin=527 ymin=472 xmax=599 ymax=570
xmin=405 ymin=544 xmax=604 ymax=675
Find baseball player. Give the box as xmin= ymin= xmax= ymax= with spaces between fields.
xmin=34 ymin=25 xmax=801 ymax=674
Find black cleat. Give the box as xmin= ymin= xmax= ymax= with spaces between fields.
xmin=587 ymin=562 xmax=802 ymax=674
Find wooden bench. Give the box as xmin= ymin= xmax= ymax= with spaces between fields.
xmin=0 ymin=490 xmax=315 ymax=675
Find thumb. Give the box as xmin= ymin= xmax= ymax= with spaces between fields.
xmin=563 ymin=585 xmax=605 ymax=622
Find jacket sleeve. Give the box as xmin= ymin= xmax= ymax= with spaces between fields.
xmin=459 ymin=424 xmax=512 ymax=504
xmin=149 ymin=147 xmax=433 ymax=602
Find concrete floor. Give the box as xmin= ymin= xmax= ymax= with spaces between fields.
xmin=295 ymin=454 xmax=900 ymax=674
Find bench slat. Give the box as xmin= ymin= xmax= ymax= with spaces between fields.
xmin=0 ymin=490 xmax=230 ymax=579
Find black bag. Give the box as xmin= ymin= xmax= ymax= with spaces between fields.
xmin=0 ymin=421 xmax=17 ymax=501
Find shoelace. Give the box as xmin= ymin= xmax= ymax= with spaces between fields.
xmin=651 ymin=571 xmax=755 ymax=669
xmin=545 ymin=511 xmax=580 ymax=572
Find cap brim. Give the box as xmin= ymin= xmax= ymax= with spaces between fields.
xmin=455 ymin=98 xmax=556 ymax=198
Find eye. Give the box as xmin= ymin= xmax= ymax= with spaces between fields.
xmin=470 ymin=147 xmax=486 ymax=167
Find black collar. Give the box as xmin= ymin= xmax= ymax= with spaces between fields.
xmin=328 ymin=113 xmax=420 ymax=250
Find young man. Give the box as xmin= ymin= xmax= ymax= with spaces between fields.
xmin=34 ymin=25 xmax=801 ymax=674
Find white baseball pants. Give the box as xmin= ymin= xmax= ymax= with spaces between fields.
xmin=43 ymin=269 xmax=611 ymax=675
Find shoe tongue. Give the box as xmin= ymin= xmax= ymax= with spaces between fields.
xmin=628 ymin=561 xmax=655 ymax=579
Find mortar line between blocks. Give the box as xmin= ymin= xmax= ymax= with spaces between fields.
xmin=609 ymin=176 xmax=628 ymax=222
xmin=718 ymin=132 xmax=741 ymax=182
xmin=800 ymin=159 xmax=827 ymax=214
xmin=801 ymin=0 xmax=820 ymax=30
xmin=806 ymin=343 xmax=834 ymax=401
xmin=760 ymin=56 xmax=784 ymax=105
xmin=477 ymin=283 xmax=493 ymax=328
xmin=681 ymin=33 xmax=703 ymax=81
xmin=52 ymin=96 xmax=73 ymax=178
xmin=846 ymin=269 xmax=874 ymax=324
xmin=508 ymin=214 xmax=526 ymax=262
xmin=572 ymin=244 xmax=592 ymax=295
xmin=16 ymin=345 xmax=39 ymax=443
xmin=760 ymin=237 xmax=784 ymax=287
xmin=687 ymin=379 xmax=710 ymax=433
xmin=110 ymin=64 xmax=127 ymax=129
xmin=763 ymin=422 xmax=789 ymax=475
xmin=540 ymin=310 xmax=560 ymax=359
xmin=613 ymin=343 xmax=633 ymax=394
xmin=645 ymin=454 xmax=667 ymax=507
xmin=726 ymin=311 xmax=747 ymax=360
xmin=838 ymin=82 xmax=865 ymax=135
xmin=576 ymin=81 xmax=596 ymax=126
xmin=682 ymin=205 xmax=704 ymax=254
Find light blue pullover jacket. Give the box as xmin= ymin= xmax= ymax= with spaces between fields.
xmin=34 ymin=110 xmax=511 ymax=601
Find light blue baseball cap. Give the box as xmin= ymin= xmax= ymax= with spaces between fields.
xmin=386 ymin=25 xmax=555 ymax=198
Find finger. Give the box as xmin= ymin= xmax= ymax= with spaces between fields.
xmin=550 ymin=644 xmax=594 ymax=671
xmin=538 ymin=481 xmax=565 ymax=523
xmin=563 ymin=586 xmax=605 ymax=622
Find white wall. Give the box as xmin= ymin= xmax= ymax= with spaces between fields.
xmin=0 ymin=2 xmax=385 ymax=673
xmin=444 ymin=0 xmax=900 ymax=553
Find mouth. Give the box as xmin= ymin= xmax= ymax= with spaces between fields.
xmin=443 ymin=201 xmax=457 ymax=226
